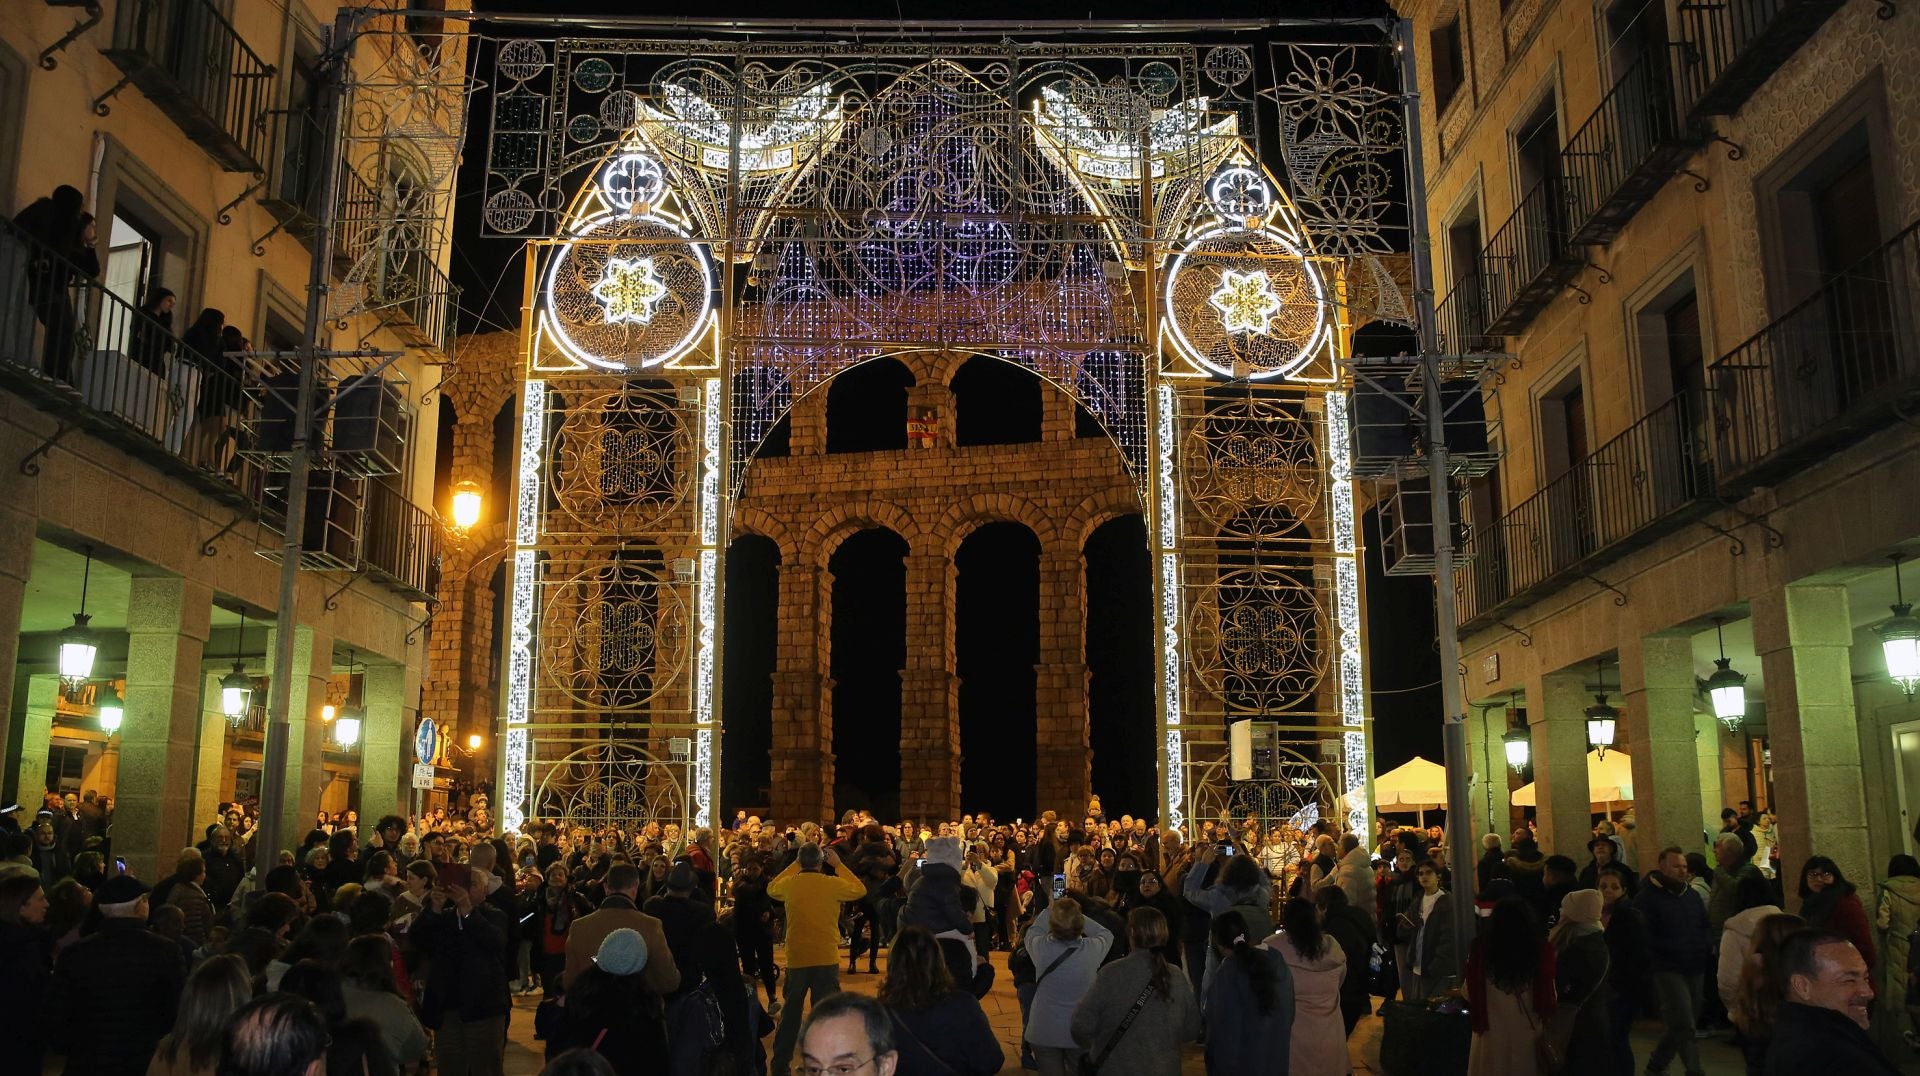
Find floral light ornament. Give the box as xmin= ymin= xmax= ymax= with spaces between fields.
xmin=1209 ymin=269 xmax=1285 ymax=335
xmin=591 ymin=257 xmax=669 ymax=325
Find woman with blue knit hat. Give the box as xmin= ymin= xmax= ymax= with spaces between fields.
xmin=548 ymin=927 xmax=667 ymax=1070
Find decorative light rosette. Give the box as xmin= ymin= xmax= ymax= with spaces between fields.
xmin=1162 ymin=166 xmax=1334 ymax=381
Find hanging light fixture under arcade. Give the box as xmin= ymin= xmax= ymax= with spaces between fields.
xmin=1585 ymin=659 xmax=1619 ymax=758
xmin=57 ymin=545 xmax=101 ymax=702
xmin=96 ymin=681 xmax=124 ymax=735
xmin=1880 ymin=553 xmax=1920 ymax=699
xmin=1705 ymin=616 xmax=1749 ymax=732
xmin=219 ymin=611 xmax=255 ymax=727
xmin=450 ymin=480 xmax=484 ymax=530
xmin=333 ymin=650 xmax=363 ymax=749
xmin=1502 ymin=695 xmax=1531 ymax=772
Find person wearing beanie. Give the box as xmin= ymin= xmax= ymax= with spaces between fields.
xmin=563 ymin=861 xmax=679 ymax=997
xmin=1549 ymin=887 xmax=1612 ymax=1070
xmin=47 ymin=875 xmax=188 ymax=1075
xmin=900 ymin=835 xmax=980 ymax=984
xmin=644 ymin=859 xmax=715 ymax=1001
xmin=552 ymin=927 xmax=667 ymax=1070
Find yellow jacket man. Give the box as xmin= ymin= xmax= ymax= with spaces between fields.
xmin=766 ymin=843 xmax=866 ymax=1074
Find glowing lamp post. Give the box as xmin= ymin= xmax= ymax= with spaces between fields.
xmin=451 ymin=481 xmax=484 ymax=530
xmin=1881 ymin=554 xmax=1920 ymax=699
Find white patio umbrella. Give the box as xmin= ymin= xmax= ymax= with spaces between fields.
xmin=1511 ymin=749 xmax=1635 ymax=814
xmin=1372 ymin=756 xmax=1448 ymax=827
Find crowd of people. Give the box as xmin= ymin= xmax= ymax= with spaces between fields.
xmin=0 ymin=785 xmax=1906 ymax=1076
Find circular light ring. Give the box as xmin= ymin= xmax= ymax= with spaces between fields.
xmin=1163 ymin=224 xmax=1332 ymax=381
xmin=542 ymin=209 xmax=714 ymax=372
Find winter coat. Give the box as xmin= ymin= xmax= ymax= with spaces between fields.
xmin=1554 ymin=929 xmax=1612 ymax=1076
xmin=0 ymin=918 xmax=51 ymax=1073
xmin=1321 ymin=901 xmax=1376 ymax=1024
xmin=1602 ymin=903 xmax=1653 ymax=1006
xmin=1802 ymin=882 xmax=1876 ymax=971
xmin=1764 ymin=1002 xmax=1900 ymax=1076
xmin=1477 ymin=847 xmax=1510 ymax=892
xmin=414 ymin=902 xmax=512 ymax=1027
xmin=47 ymin=917 xmax=187 ymax=1076
xmin=1317 ymin=845 xmax=1375 ymax=912
xmin=1069 ymin=950 xmax=1200 ymax=1076
xmin=1875 ymin=875 xmax=1920 ymax=1057
xmin=1203 ymin=944 xmax=1295 ymax=1076
xmin=1633 ymin=876 xmax=1712 ymax=975
xmin=1023 ymin=902 xmax=1116 ymax=1049
xmin=1267 ymin=933 xmax=1350 ymax=1074
xmin=900 ymin=861 xmax=972 ymax=938
xmin=1180 ymin=860 xmax=1273 ymax=942
xmin=892 ymin=990 xmax=1002 ymax=1076
xmin=1717 ymin=903 xmax=1783 ymax=1012
xmin=1410 ymin=891 xmax=1461 ymax=986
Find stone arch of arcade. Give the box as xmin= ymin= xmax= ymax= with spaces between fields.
xmin=727 ymin=349 xmax=1141 ymax=825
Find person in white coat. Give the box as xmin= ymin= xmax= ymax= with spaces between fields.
xmin=1314 ymin=834 xmax=1375 ymax=912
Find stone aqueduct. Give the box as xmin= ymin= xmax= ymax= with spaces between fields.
xmin=427 ymin=330 xmax=1138 ymax=824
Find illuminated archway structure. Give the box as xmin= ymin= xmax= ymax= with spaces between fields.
xmin=491 ymin=35 xmax=1409 ymax=835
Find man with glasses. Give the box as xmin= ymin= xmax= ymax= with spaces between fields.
xmin=799 ymin=992 xmax=899 ymax=1076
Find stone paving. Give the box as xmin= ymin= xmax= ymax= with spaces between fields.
xmin=500 ymin=948 xmax=1761 ymax=1075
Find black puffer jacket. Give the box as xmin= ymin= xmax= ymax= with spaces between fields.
xmin=1632 ymin=875 xmax=1711 ymax=975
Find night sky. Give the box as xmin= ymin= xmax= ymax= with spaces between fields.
xmin=450 ymin=0 xmax=1439 ymax=821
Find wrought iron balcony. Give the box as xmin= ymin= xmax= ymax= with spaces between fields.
xmin=101 ymin=0 xmax=275 ymax=173
xmin=0 ymin=213 xmax=265 ymax=507
xmin=257 ymin=108 xmax=328 ymax=240
xmin=1478 ymin=177 xmax=1585 ymax=335
xmin=362 ymin=476 xmax=441 ymax=601
xmin=1434 ymin=273 xmax=1505 ymax=356
xmin=1674 ymin=0 xmax=1849 ymax=118
xmin=1709 ymin=217 xmax=1920 ymax=492
xmin=1561 ymin=53 xmax=1700 ymax=246
xmin=1457 ymin=390 xmax=1714 ymax=628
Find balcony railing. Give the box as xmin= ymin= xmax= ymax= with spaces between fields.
xmin=1479 ymin=177 xmax=1585 ymax=334
xmin=362 ymin=476 xmax=441 ymax=600
xmin=1561 ymin=52 xmax=1698 ymax=246
xmin=1674 ymin=0 xmax=1849 ymax=119
xmin=1709 ymin=217 xmax=1920 ymax=491
xmin=258 ymin=107 xmax=329 ymax=237
xmin=1457 ymin=390 xmax=1713 ymax=627
xmin=0 ymin=213 xmax=265 ymax=504
xmin=102 ymin=0 xmax=275 ymax=173
xmin=1434 ymin=273 xmax=1504 ymax=355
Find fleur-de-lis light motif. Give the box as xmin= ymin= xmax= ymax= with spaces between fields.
xmin=591 ymin=257 xmax=669 ymax=325
xmin=1209 ymin=269 xmax=1285 ymax=335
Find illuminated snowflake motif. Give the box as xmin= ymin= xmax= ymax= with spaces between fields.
xmin=591 ymin=257 xmax=669 ymax=325
xmin=1209 ymin=270 xmax=1285 ymax=335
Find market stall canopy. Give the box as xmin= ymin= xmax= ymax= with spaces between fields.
xmin=1511 ymin=749 xmax=1634 ymax=807
xmin=1373 ymin=757 xmax=1449 ymax=811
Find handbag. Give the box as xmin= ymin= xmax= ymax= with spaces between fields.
xmin=1532 ymin=943 xmax=1610 ymax=1074
xmin=1080 ymin=979 xmax=1156 ymax=1076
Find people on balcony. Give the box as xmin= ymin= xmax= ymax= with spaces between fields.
xmin=131 ymin=288 xmax=177 ymax=377
xmin=12 ymin=185 xmax=99 ymax=384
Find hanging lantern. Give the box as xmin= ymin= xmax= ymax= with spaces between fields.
xmin=1705 ymin=617 xmax=1748 ymax=732
xmin=450 ymin=481 xmax=484 ymax=529
xmin=97 ymin=683 xmax=124 ymax=735
xmin=333 ymin=712 xmax=362 ymax=748
xmin=1502 ymin=718 xmax=1531 ymax=771
xmin=219 ymin=611 xmax=253 ymax=726
xmin=1881 ymin=554 xmax=1920 ymax=699
xmin=57 ymin=546 xmax=100 ymax=702
xmin=1585 ymin=695 xmax=1618 ymax=757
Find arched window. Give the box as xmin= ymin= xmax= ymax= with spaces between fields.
xmin=489 ymin=395 xmax=514 ymax=523
xmin=951 ymin=356 xmax=1042 ymax=445
xmin=829 ymin=528 xmax=908 ymax=816
xmin=723 ymin=535 xmax=780 ymax=810
xmin=825 ymin=358 xmax=914 ymax=453
xmin=1084 ymin=513 xmax=1154 ymax=817
xmin=433 ymin=399 xmax=457 ymax=518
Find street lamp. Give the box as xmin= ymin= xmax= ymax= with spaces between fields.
xmin=219 ymin=612 xmax=254 ymax=727
xmin=1705 ymin=617 xmax=1748 ymax=732
xmin=1585 ymin=658 xmax=1619 ymax=758
xmin=334 ymin=650 xmax=363 ymax=749
xmin=1880 ymin=553 xmax=1920 ymax=699
xmin=57 ymin=545 xmax=100 ymax=702
xmin=97 ymin=682 xmax=124 ymax=735
xmin=467 ymin=732 xmax=483 ymax=752
xmin=451 ymin=481 xmax=484 ymax=530
xmin=1502 ymin=711 xmax=1531 ymax=772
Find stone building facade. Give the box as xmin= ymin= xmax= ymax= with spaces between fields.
xmin=0 ymin=5 xmax=462 ymax=874
xmin=1403 ymin=0 xmax=1920 ymax=888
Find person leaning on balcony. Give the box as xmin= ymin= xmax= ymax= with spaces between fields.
xmin=131 ymin=289 xmax=176 ymax=376
xmin=12 ymin=185 xmax=98 ymax=384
